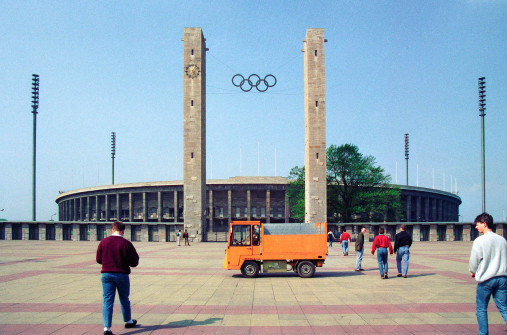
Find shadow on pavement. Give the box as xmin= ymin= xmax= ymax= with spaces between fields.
xmin=122 ymin=318 xmax=223 ymax=334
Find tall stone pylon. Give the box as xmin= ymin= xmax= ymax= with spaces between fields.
xmin=183 ymin=27 xmax=207 ymax=241
xmin=303 ymin=28 xmax=327 ymax=224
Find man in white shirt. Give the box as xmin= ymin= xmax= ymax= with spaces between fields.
xmin=469 ymin=212 xmax=507 ymax=335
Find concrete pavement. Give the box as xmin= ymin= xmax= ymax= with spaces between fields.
xmin=0 ymin=240 xmax=505 ymax=334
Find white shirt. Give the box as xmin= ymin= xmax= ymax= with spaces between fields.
xmin=469 ymin=231 xmax=507 ymax=283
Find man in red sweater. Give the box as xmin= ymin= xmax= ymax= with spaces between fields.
xmin=339 ymin=228 xmax=352 ymax=256
xmin=371 ymin=227 xmax=393 ymax=279
xmin=96 ymin=221 xmax=139 ymax=335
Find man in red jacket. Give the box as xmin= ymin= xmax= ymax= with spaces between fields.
xmin=96 ymin=221 xmax=139 ymax=335
xmin=339 ymin=228 xmax=352 ymax=256
xmin=371 ymin=227 xmax=393 ymax=279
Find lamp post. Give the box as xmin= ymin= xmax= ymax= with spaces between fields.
xmin=31 ymin=74 xmax=39 ymax=221
xmin=111 ymin=132 xmax=116 ymax=185
xmin=404 ymin=133 xmax=409 ymax=186
xmin=478 ymin=77 xmax=486 ymax=212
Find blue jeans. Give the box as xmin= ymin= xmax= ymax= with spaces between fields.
xmin=396 ymin=246 xmax=410 ymax=276
xmin=476 ymin=276 xmax=507 ymax=335
xmin=341 ymin=240 xmax=349 ymax=254
xmin=355 ymin=249 xmax=363 ymax=269
xmin=376 ymin=248 xmax=388 ymax=276
xmin=101 ymin=272 xmax=132 ymax=328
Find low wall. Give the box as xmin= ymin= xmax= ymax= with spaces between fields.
xmin=0 ymin=221 xmax=504 ymax=242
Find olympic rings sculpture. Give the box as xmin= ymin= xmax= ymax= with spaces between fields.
xmin=232 ymin=74 xmax=277 ymax=92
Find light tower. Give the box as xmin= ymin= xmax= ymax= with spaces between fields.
xmin=31 ymin=74 xmax=39 ymax=221
xmin=111 ymin=132 xmax=116 ymax=185
xmin=478 ymin=77 xmax=486 ymax=212
xmin=404 ymin=133 xmax=409 ymax=186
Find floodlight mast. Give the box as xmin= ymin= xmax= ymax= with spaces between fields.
xmin=111 ymin=132 xmax=116 ymax=185
xmin=478 ymin=77 xmax=486 ymax=212
xmin=31 ymin=74 xmax=39 ymax=221
xmin=404 ymin=133 xmax=409 ymax=186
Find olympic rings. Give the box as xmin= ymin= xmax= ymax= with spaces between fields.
xmin=232 ymin=74 xmax=277 ymax=92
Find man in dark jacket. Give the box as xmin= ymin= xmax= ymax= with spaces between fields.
xmin=354 ymin=227 xmax=366 ymax=271
xmin=394 ymin=224 xmax=412 ymax=278
xmin=96 ymin=221 xmax=139 ymax=335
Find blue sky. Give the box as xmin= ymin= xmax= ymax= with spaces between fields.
xmin=1 ymin=1 xmax=506 ymax=222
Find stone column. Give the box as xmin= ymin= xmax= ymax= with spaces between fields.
xmin=5 ymin=223 xmax=12 ymax=240
xmin=174 ymin=191 xmax=178 ymax=223
xmin=22 ymin=223 xmax=29 ymax=240
xmin=247 ymin=189 xmax=251 ymax=220
xmin=86 ymin=196 xmax=90 ymax=221
xmin=285 ymin=192 xmax=290 ymax=223
xmin=142 ymin=192 xmax=148 ymax=222
xmin=115 ymin=194 xmax=120 ymax=221
xmin=463 ymin=224 xmax=471 ymax=241
xmin=95 ymin=195 xmax=99 ymax=221
xmin=89 ymin=224 xmax=97 ymax=242
xmin=429 ymin=224 xmax=437 ymax=241
xmin=446 ymin=224 xmax=455 ymax=241
xmin=227 ymin=189 xmax=232 ymax=224
xmin=208 ymin=190 xmax=214 ymax=233
xmin=183 ymin=27 xmax=207 ymax=242
xmin=105 ymin=195 xmax=109 ymax=221
xmin=412 ymin=224 xmax=421 ymax=242
xmin=266 ymin=190 xmax=271 ymax=224
xmin=158 ymin=224 xmax=166 ymax=242
xmin=55 ymin=223 xmax=62 ymax=241
xmin=438 ymin=199 xmax=443 ymax=222
xmin=129 ymin=193 xmax=133 ymax=222
xmin=158 ymin=192 xmax=163 ymax=222
xmin=39 ymin=223 xmax=46 ymax=240
xmin=141 ymin=224 xmax=148 ymax=242
xmin=72 ymin=224 xmax=79 ymax=241
xmin=303 ymin=28 xmax=327 ymax=224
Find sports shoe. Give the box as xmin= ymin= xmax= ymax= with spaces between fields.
xmin=397 ymin=274 xmax=402 ymax=277
xmin=104 ymin=331 xmax=113 ymax=335
xmin=384 ymin=274 xmax=388 ymax=279
xmin=125 ymin=320 xmax=137 ymax=328
xmin=355 ymin=269 xmax=360 ymax=272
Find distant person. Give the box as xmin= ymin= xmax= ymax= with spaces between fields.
xmin=469 ymin=212 xmax=507 ymax=335
xmin=340 ymin=228 xmax=352 ymax=256
xmin=96 ymin=221 xmax=139 ymax=335
xmin=327 ymin=230 xmax=335 ymax=247
xmin=183 ymin=229 xmax=190 ymax=246
xmin=355 ymin=227 xmax=366 ymax=271
xmin=176 ymin=230 xmax=181 ymax=246
xmin=394 ymin=224 xmax=413 ymax=278
xmin=371 ymin=227 xmax=393 ymax=279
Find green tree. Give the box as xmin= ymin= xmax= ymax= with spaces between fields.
xmin=287 ymin=144 xmax=401 ymax=223
xmin=286 ymin=166 xmax=305 ymax=222
xmin=327 ymin=144 xmax=401 ymax=222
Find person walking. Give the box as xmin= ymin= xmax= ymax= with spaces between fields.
xmin=96 ymin=221 xmax=139 ymax=335
xmin=355 ymin=227 xmax=366 ymax=271
xmin=371 ymin=227 xmax=393 ymax=279
xmin=327 ymin=230 xmax=335 ymax=247
xmin=340 ymin=228 xmax=352 ymax=256
xmin=469 ymin=212 xmax=507 ymax=335
xmin=394 ymin=224 xmax=412 ymax=278
xmin=176 ymin=230 xmax=181 ymax=246
xmin=183 ymin=229 xmax=190 ymax=246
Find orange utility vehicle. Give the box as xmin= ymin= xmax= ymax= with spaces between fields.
xmin=223 ymin=221 xmax=327 ymax=278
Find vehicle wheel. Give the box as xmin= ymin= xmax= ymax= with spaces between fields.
xmin=241 ymin=261 xmax=259 ymax=278
xmin=297 ymin=261 xmax=316 ymax=278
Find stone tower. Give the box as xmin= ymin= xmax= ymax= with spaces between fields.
xmin=303 ymin=28 xmax=327 ymax=223
xmin=183 ymin=27 xmax=207 ymax=241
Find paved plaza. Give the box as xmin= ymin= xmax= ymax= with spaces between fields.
xmin=0 ymin=240 xmax=505 ymax=334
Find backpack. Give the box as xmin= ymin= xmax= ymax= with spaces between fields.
xmin=176 ymin=232 xmax=180 ymax=237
